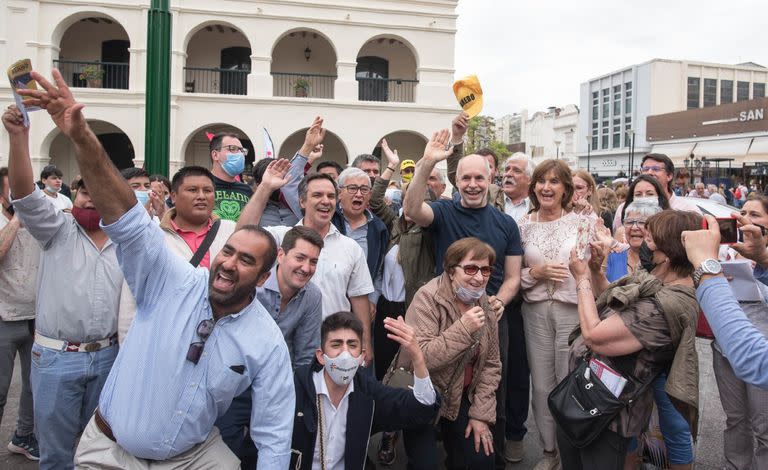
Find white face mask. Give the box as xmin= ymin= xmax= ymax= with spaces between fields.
xmin=322 ymin=350 xmax=362 ymax=386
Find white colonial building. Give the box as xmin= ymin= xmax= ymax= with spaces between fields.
xmin=578 ymin=58 xmax=768 ymax=177
xmin=0 ymin=0 xmax=460 ymax=180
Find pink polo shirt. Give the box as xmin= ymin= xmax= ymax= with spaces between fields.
xmin=170 ymin=218 xmax=214 ymax=268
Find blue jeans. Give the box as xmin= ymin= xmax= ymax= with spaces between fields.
xmin=30 ymin=342 xmax=117 ymax=470
xmin=628 ymin=374 xmax=693 ymax=465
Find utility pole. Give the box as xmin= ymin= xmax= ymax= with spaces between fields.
xmin=144 ymin=0 xmax=171 ymax=176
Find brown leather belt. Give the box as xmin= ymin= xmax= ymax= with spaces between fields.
xmin=94 ymin=408 xmax=116 ymax=442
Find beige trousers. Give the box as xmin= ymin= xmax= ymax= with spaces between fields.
xmin=74 ymin=415 xmax=240 ymax=470
xmin=521 ymin=300 xmax=579 ymax=454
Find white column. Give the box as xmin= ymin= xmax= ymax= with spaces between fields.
xmin=335 ymin=61 xmax=358 ymax=101
xmin=249 ymin=55 xmax=272 ymax=97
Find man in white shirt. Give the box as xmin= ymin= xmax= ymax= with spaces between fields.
xmin=237 ymin=162 xmax=375 ymax=363
xmin=288 ymin=312 xmax=439 ymax=470
xmin=40 ymin=165 xmax=72 ymax=212
xmin=708 ymin=184 xmax=727 ymax=205
xmin=501 ymin=152 xmax=534 ymax=223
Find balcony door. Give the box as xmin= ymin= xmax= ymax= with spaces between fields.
xmin=220 ymin=47 xmax=251 ymax=95
xmin=101 ymin=40 xmax=130 ymax=89
xmin=356 ymin=56 xmax=388 ymax=101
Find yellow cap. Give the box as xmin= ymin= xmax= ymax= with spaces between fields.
xmin=453 ymin=75 xmax=483 ymax=118
xmin=400 ymin=159 xmax=416 ymax=170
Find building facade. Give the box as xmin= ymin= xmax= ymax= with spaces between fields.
xmin=0 ymin=0 xmax=459 ymax=180
xmin=494 ymin=105 xmax=579 ymax=167
xmin=578 ymin=59 xmax=768 ymax=177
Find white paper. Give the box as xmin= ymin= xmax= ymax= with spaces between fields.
xmin=589 ymin=358 xmax=628 ymax=398
xmin=721 ymin=260 xmax=764 ymax=302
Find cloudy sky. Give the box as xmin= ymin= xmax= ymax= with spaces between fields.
xmin=455 ymin=0 xmax=767 ymax=118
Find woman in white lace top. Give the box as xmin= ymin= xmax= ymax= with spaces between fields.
xmin=517 ymin=159 xmax=595 ymax=469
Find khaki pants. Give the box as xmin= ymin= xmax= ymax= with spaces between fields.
xmin=521 ymin=300 xmax=579 ymax=454
xmin=75 ymin=415 xmax=240 ymax=469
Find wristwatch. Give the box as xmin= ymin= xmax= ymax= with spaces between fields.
xmin=691 ymin=258 xmax=722 ymax=288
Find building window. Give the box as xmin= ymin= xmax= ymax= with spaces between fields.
xmin=625 ymin=122 xmax=632 ymax=148
xmin=721 ymin=80 xmax=733 ymax=104
xmin=625 ymin=83 xmax=632 ymax=114
xmin=737 ymin=81 xmax=750 ymax=101
xmin=592 ymin=121 xmax=598 ymax=130
xmin=613 ymin=100 xmax=621 ymax=115
xmin=703 ymin=79 xmax=717 ymax=107
xmin=687 ymin=77 xmax=700 ymax=109
xmin=601 ymin=135 xmax=609 ymax=149
xmin=592 ymin=91 xmax=599 ymax=121
xmin=612 ymin=133 xmax=621 ymax=148
xmin=755 ymin=83 xmax=766 ymax=98
xmin=592 ymin=136 xmax=598 ymax=150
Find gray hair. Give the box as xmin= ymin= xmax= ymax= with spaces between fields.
xmin=504 ymin=152 xmax=535 ymax=178
xmin=430 ymin=168 xmax=446 ymax=184
xmin=707 ymin=184 xmax=718 ymax=193
xmin=338 ymin=167 xmax=370 ymax=187
xmin=624 ymin=198 xmax=662 ymax=218
xmin=351 ymin=154 xmax=380 ymax=168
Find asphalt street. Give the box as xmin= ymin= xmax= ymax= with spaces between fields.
xmin=0 ymin=339 xmax=729 ymax=469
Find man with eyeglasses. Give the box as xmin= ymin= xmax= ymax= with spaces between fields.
xmin=210 ymin=132 xmax=253 ymax=222
xmin=612 ymin=153 xmax=700 ymax=231
xmin=19 ymin=70 xmax=295 ymax=469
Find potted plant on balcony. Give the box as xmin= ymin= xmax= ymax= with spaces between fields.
xmin=293 ymin=78 xmax=310 ymax=97
xmin=79 ymin=64 xmax=105 ymax=88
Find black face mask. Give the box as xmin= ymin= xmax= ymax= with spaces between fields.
xmin=639 ymin=241 xmax=655 ymax=272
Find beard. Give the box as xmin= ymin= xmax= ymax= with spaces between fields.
xmin=207 ymin=265 xmax=254 ymax=308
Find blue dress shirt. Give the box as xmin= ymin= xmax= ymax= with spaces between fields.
xmin=98 ymin=202 xmax=295 ymax=467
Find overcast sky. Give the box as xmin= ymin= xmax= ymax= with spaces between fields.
xmin=454 ymin=0 xmax=767 ymax=118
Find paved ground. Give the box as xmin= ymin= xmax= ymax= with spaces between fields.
xmin=0 ymin=339 xmax=728 ymax=469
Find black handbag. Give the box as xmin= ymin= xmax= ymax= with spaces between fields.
xmin=547 ymin=357 xmax=655 ymax=448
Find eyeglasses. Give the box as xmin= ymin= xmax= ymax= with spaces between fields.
xmin=622 ymin=219 xmax=646 ymax=228
xmin=640 ymin=165 xmax=664 ymax=173
xmin=186 ymin=319 xmax=215 ymax=365
xmin=454 ymin=264 xmax=493 ymax=277
xmin=216 ymin=145 xmax=249 ymax=156
xmin=341 ymin=185 xmax=371 ymax=195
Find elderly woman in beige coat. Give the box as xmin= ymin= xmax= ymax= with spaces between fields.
xmin=401 ymin=237 xmax=501 ymax=470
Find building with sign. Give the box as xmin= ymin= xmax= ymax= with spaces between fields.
xmin=0 ymin=0 xmax=459 ymax=181
xmin=646 ymin=96 xmax=768 ymax=186
xmin=578 ymin=59 xmax=768 ymax=177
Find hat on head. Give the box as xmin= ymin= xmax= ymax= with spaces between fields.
xmin=453 ymin=75 xmax=483 ymax=118
xmin=400 ymin=160 xmax=416 ymax=170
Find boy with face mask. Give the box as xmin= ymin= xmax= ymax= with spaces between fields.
xmin=289 ymin=312 xmax=440 ymax=470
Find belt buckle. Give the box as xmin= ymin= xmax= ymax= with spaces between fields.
xmin=85 ymin=342 xmax=102 ymax=352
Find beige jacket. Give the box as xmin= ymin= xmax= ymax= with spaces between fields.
xmin=117 ymin=210 xmax=236 ymax=343
xmin=404 ymin=274 xmax=501 ymax=423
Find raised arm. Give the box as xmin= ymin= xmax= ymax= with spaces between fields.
xmin=403 ymin=130 xmax=453 ymax=227
xmin=2 ymin=106 xmax=34 ymax=199
xmin=369 ymin=138 xmax=400 ymax=230
xmin=19 ymin=70 xmax=134 ymax=224
xmin=447 ymin=112 xmax=469 ymax=187
xmin=284 ymin=117 xmax=326 ymax=218
xmin=236 ymin=159 xmax=291 ymax=230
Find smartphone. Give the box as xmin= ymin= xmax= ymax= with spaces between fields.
xmin=716 ymin=218 xmax=740 ymax=244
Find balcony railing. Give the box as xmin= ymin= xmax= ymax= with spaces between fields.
xmin=53 ymin=60 xmax=129 ymax=90
xmin=272 ymin=72 xmax=336 ymax=99
xmin=357 ymin=77 xmax=417 ymax=103
xmin=183 ymin=67 xmax=249 ymax=95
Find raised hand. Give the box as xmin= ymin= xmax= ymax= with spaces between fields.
xmin=422 ymin=129 xmax=454 ymax=163
xmin=381 ymin=138 xmax=400 ymax=168
xmin=1 ymin=106 xmax=29 ymax=136
xmin=569 ymin=247 xmax=590 ymax=279
xmin=460 ymin=306 xmax=486 ymax=333
xmin=451 ymin=112 xmax=469 ymax=143
xmin=260 ymin=158 xmax=291 ymax=191
xmin=308 ymin=144 xmax=324 ymax=164
xmin=18 ymin=69 xmax=89 ymax=142
xmin=300 ymin=116 xmax=326 ymax=156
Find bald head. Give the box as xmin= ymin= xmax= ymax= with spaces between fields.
xmin=456 ymin=154 xmax=491 ymax=209
xmin=457 ymin=154 xmax=491 ymax=179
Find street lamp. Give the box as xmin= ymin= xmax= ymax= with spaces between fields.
xmin=628 ymin=129 xmax=636 ymax=182
xmin=554 ymin=139 xmax=562 ymax=159
xmin=586 ymin=135 xmax=591 ymax=173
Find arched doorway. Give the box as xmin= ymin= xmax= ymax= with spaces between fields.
xmin=185 ymin=23 xmax=251 ymax=95
xmin=279 ymin=129 xmax=348 ymax=169
xmin=356 ymin=36 xmax=418 ymax=102
xmin=371 ymin=131 xmax=428 ymax=163
xmin=55 ymin=15 xmax=130 ymax=89
xmin=49 ymin=120 xmax=135 ymax=182
xmin=271 ymin=29 xmax=337 ymax=99
xmin=183 ymin=124 xmax=255 ymax=174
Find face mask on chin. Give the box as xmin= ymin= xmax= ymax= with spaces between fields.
xmin=45 ymin=185 xmax=60 ymax=194
xmin=322 ymin=350 xmax=362 ymax=386
xmin=71 ymin=206 xmax=101 ymax=231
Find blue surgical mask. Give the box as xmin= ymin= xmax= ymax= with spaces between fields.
xmin=455 ymin=284 xmax=485 ymax=304
xmin=134 ymin=190 xmax=150 ymax=205
xmin=45 ymin=185 xmax=60 ymax=194
xmin=221 ymin=152 xmax=245 ymax=177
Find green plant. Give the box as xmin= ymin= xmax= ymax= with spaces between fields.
xmin=293 ymin=78 xmax=310 ymax=90
xmin=79 ymin=64 xmax=105 ymax=81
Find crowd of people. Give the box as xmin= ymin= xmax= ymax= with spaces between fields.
xmin=1 ymin=68 xmax=768 ymax=470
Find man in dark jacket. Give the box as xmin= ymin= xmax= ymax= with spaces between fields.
xmin=290 ymin=312 xmax=439 ymax=470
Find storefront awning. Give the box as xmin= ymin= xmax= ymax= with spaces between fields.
xmin=649 ymin=142 xmax=696 ymax=167
xmin=745 ymin=137 xmax=768 ymax=164
xmin=691 ymin=138 xmax=752 ymax=162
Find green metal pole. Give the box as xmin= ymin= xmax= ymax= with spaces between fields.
xmin=144 ymin=0 xmax=171 ymax=176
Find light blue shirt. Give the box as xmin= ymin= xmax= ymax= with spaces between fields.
xmin=98 ymin=202 xmax=295 ymax=466
xmin=697 ymin=275 xmax=768 ymax=389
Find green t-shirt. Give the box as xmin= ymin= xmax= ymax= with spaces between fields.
xmin=212 ymin=175 xmax=253 ymax=222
